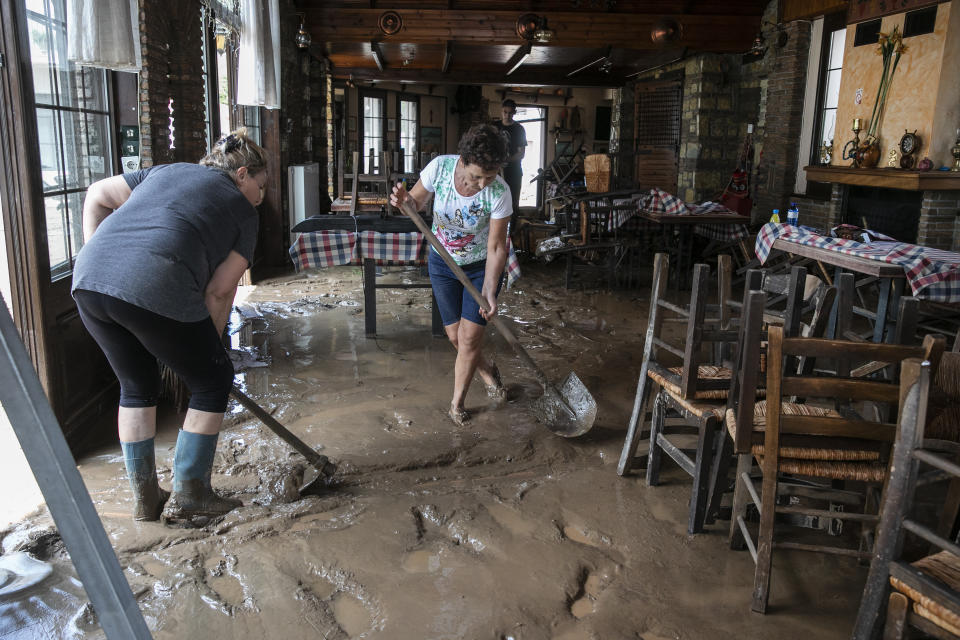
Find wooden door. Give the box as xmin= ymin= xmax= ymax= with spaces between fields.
xmin=0 ymin=0 xmax=119 ymax=451
xmin=634 ymin=79 xmax=682 ymax=195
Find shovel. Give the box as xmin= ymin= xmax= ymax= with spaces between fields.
xmin=230 ymin=386 xmax=337 ymax=495
xmin=398 ymin=199 xmax=596 ymax=437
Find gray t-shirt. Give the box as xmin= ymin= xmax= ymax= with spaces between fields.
xmin=72 ymin=163 xmax=259 ymax=322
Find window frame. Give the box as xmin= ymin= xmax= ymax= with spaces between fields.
xmin=396 ymin=93 xmax=419 ymax=173
xmin=358 ymin=88 xmax=386 ymax=174
xmin=26 ymin=0 xmax=117 ymax=281
xmin=806 ymin=12 xmax=846 ymax=200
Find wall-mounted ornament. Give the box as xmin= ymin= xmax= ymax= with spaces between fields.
xmin=378 ymin=11 xmax=402 ymax=36
xmin=650 ymin=17 xmax=683 ymax=44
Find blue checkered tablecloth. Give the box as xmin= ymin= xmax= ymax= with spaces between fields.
xmin=755 ymin=222 xmax=960 ymax=302
xmin=289 ymin=230 xmax=521 ymax=287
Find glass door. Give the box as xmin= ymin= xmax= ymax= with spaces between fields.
xmin=515 ymin=105 xmax=545 ymax=209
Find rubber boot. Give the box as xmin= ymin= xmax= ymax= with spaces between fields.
xmin=121 ymin=438 xmax=169 ymax=522
xmin=161 ymin=431 xmax=241 ymax=527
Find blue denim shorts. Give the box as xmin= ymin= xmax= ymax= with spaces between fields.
xmin=428 ymin=250 xmax=503 ymax=326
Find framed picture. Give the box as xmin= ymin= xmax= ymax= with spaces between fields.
xmin=420 ymin=126 xmax=442 ymax=155
xmin=387 ymin=119 xmax=396 ymax=132
xmin=348 ymin=116 xmax=356 ymax=132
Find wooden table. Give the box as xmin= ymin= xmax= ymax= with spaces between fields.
xmin=639 ymin=211 xmax=751 ymax=288
xmin=291 ymin=214 xmax=442 ymax=338
xmin=771 ymin=236 xmax=907 ymax=343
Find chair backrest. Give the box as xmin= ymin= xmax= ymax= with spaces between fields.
xmin=760 ymin=327 xmax=944 ymax=450
xmin=643 ymin=252 xmax=737 ymax=400
xmin=851 ymin=358 xmax=956 ymax=640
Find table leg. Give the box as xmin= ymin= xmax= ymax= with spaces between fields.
xmin=883 ymin=278 xmax=904 ymax=344
xmin=363 ymin=258 xmax=377 ymax=337
xmin=872 ymin=277 xmax=896 ymax=344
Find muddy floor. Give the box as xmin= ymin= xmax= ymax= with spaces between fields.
xmin=0 ymin=261 xmax=867 ymax=639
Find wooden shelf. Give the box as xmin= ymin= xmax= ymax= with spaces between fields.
xmin=804 ymin=165 xmax=960 ymax=191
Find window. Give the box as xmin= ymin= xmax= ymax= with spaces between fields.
xmin=27 ymin=0 xmax=113 ymax=279
xmin=398 ymin=96 xmax=418 ymax=173
xmin=201 ymin=9 xmax=238 ymax=150
xmin=816 ymin=26 xmax=845 ymax=165
xmin=242 ymin=106 xmax=261 ymax=145
xmin=360 ymin=92 xmax=385 ymax=174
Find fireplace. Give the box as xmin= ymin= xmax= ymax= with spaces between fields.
xmin=844 ymin=185 xmax=922 ymax=243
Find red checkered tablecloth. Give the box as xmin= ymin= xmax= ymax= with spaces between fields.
xmin=635 ymin=189 xmax=750 ymax=241
xmin=289 ymin=230 xmax=522 ymax=287
xmin=755 ymin=222 xmax=960 ymax=302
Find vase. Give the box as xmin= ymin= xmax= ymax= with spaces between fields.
xmin=856 ymin=140 xmax=881 ymax=168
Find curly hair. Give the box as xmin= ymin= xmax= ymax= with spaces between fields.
xmin=457 ymin=124 xmax=509 ymax=172
xmin=199 ymin=128 xmax=268 ymax=176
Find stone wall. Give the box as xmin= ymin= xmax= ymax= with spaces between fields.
xmin=138 ymin=0 xmax=206 ymax=167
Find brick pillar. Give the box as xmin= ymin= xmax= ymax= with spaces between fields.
xmin=138 ymin=0 xmax=205 ymax=167
xmin=753 ymin=20 xmax=811 ymax=221
xmin=918 ymin=190 xmax=960 ymax=250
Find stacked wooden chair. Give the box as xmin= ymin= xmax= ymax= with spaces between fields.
xmin=617 ymin=253 xmax=836 ymax=535
xmin=853 ymin=352 xmax=960 ymax=639
xmin=725 ymin=319 xmax=946 ymax=613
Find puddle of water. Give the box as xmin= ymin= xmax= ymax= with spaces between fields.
xmin=330 ymin=592 xmax=372 ymax=637
xmin=570 ymin=595 xmax=595 ymax=619
xmin=563 ymin=525 xmax=598 ymax=547
xmin=208 ymin=575 xmax=244 ymax=604
xmin=401 ymin=550 xmax=441 ymax=573
xmin=486 ymin=502 xmax=537 ymax=538
xmin=302 ymin=575 xmax=337 ymax=600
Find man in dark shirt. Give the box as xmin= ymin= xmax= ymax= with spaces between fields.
xmin=494 ymin=99 xmax=527 ymax=233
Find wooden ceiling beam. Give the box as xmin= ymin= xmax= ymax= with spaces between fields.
xmin=306 ymin=9 xmax=760 ymax=51
xmin=331 ymin=65 xmax=621 ymax=88
xmin=781 ymin=0 xmax=848 ymax=22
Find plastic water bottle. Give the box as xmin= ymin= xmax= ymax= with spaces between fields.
xmin=787 ymin=203 xmax=799 ymax=227
xmin=770 ymin=209 xmax=781 ymax=223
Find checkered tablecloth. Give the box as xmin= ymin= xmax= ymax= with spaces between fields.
xmin=289 ymin=230 xmax=522 ymax=288
xmin=635 ymin=189 xmax=750 ymax=241
xmin=755 ymin=222 xmax=960 ymax=302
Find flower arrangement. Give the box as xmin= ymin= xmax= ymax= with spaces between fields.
xmin=863 ymin=26 xmax=907 ymax=149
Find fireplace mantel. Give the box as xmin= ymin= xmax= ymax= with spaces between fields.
xmin=804 ymin=166 xmax=960 ymax=191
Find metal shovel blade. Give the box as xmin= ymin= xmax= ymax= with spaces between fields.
xmin=532 ymin=372 xmax=597 ymax=437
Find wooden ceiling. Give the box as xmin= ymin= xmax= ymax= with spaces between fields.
xmin=300 ymin=1 xmax=770 ymax=87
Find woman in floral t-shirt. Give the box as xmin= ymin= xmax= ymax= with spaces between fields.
xmin=390 ymin=124 xmax=512 ymax=426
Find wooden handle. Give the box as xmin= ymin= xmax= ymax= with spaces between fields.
xmin=398 ymin=199 xmax=553 ymax=390
xmin=230 ymin=386 xmax=331 ymax=470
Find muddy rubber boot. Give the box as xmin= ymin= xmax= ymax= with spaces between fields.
xmin=161 ymin=431 xmax=241 ymax=528
xmin=121 ymin=438 xmax=169 ymax=522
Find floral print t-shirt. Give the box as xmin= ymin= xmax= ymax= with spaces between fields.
xmin=419 ymin=155 xmax=512 ymax=265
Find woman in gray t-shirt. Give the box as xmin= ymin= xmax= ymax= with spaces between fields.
xmin=72 ymin=129 xmax=266 ymax=526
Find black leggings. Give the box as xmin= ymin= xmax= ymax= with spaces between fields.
xmin=74 ymin=290 xmax=234 ymax=413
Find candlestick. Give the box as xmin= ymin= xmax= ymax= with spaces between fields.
xmin=852 ymin=118 xmax=862 ymax=132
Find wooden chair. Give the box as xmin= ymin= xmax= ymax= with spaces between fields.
xmin=852 ymin=355 xmax=960 ymax=639
xmin=727 ymin=325 xmax=946 ymax=614
xmin=615 ymin=253 xmax=744 ymax=532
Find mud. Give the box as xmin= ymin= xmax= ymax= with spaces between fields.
xmin=0 ymin=262 xmax=866 ymax=639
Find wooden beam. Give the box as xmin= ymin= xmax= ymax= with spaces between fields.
xmin=307 ymin=9 xmax=761 ymax=51
xmin=330 ymin=65 xmax=621 ymax=88
xmin=505 ymin=42 xmax=532 ymax=76
xmin=441 ymin=40 xmax=452 ymax=73
xmin=567 ymin=45 xmax=611 ymax=77
xmin=781 ymin=0 xmax=848 ymax=22
xmin=370 ymin=41 xmax=385 ymax=70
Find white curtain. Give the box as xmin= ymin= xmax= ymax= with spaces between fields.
xmin=237 ymin=0 xmax=281 ymax=109
xmin=67 ymin=0 xmax=141 ymax=72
